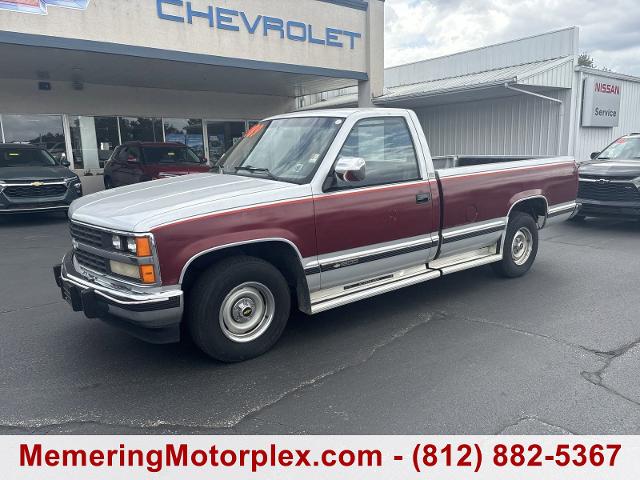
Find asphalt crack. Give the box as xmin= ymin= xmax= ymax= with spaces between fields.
xmin=228 ymin=311 xmax=440 ymax=429
xmin=496 ymin=416 xmax=575 ymax=435
xmin=0 ymin=300 xmax=66 ymax=317
xmin=460 ymin=315 xmax=601 ymax=358
xmin=0 ymin=312 xmax=440 ymax=433
xmin=580 ymin=336 xmax=640 ymax=409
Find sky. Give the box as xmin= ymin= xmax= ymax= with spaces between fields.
xmin=384 ymin=0 xmax=640 ymax=76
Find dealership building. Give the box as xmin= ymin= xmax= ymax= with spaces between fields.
xmin=1 ymin=4 xmax=639 ymax=177
xmin=0 ymin=0 xmax=383 ymax=172
xmin=301 ymin=27 xmax=640 ymax=163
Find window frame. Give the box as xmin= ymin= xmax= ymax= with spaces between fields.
xmin=322 ymin=116 xmax=423 ymax=193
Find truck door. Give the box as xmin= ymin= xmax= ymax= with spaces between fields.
xmin=313 ymin=116 xmax=437 ymax=290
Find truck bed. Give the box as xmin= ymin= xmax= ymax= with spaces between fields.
xmin=432 ymin=155 xmax=578 ymax=256
xmin=432 ymin=155 xmax=551 ymax=170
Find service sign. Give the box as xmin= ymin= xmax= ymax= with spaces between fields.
xmin=581 ymin=76 xmax=622 ymax=127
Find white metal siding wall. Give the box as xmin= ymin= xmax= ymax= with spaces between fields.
xmin=386 ymin=27 xmax=578 ymax=87
xmin=576 ymin=73 xmax=640 ymax=161
xmin=414 ymin=90 xmax=569 ymax=157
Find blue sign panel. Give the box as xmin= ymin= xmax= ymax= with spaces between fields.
xmin=156 ymin=0 xmax=362 ymax=49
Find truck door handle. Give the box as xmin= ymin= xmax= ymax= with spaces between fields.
xmin=416 ymin=193 xmax=431 ymax=204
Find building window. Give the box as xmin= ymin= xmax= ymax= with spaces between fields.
xmin=206 ymin=121 xmax=246 ymax=162
xmin=70 ymin=116 xmax=120 ymax=169
xmin=164 ymin=118 xmax=205 ymax=158
xmin=119 ymin=117 xmax=163 ymax=143
xmin=1 ymin=114 xmax=66 ymax=162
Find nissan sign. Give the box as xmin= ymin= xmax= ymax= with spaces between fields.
xmin=582 ymin=76 xmax=622 ymax=128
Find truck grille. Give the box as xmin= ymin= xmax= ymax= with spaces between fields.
xmin=74 ymin=249 xmax=109 ymax=274
xmin=580 ymin=174 xmax=638 ymax=181
xmin=4 ymin=184 xmax=67 ymax=198
xmin=70 ymin=222 xmax=105 ymax=249
xmin=578 ymin=181 xmax=640 ymax=203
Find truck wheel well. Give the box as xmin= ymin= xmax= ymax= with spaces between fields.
xmin=181 ymin=242 xmax=311 ymax=314
xmin=509 ymin=197 xmax=547 ymax=225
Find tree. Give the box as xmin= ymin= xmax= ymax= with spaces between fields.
xmin=578 ymin=52 xmax=595 ymax=68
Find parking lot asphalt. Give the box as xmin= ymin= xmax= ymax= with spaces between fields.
xmin=1 ymin=213 xmax=640 ymax=435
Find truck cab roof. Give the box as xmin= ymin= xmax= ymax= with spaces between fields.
xmin=267 ymin=108 xmax=412 ymax=121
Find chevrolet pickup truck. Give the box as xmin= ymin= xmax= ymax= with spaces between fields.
xmin=54 ymin=109 xmax=578 ymax=362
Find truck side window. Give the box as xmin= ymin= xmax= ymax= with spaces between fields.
xmin=330 ymin=117 xmax=420 ymax=190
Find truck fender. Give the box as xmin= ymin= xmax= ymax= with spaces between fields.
xmin=179 ymin=238 xmax=313 ymax=314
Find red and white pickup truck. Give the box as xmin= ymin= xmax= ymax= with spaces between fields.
xmin=54 ymin=109 xmax=578 ymax=362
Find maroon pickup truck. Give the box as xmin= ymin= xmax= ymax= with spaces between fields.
xmin=55 ymin=109 xmax=578 ymax=362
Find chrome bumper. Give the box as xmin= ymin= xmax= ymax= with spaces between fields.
xmin=54 ymin=251 xmax=183 ymax=344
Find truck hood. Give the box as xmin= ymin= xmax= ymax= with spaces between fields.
xmin=0 ymin=165 xmax=77 ymax=181
xmin=579 ymin=160 xmax=640 ymax=178
xmin=70 ymin=173 xmax=311 ymax=232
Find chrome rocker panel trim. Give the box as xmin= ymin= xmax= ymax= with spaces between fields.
xmin=310 ymin=246 xmax=502 ymax=314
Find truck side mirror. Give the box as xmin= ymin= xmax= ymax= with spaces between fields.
xmin=590 ymin=152 xmax=600 ymax=160
xmin=335 ymin=157 xmax=366 ymax=182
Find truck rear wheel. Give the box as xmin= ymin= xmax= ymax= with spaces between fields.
xmin=187 ymin=256 xmax=291 ymax=362
xmin=492 ymin=212 xmax=538 ymax=278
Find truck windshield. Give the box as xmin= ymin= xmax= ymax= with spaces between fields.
xmin=221 ymin=117 xmax=344 ymax=184
xmin=0 ymin=148 xmax=57 ymax=168
xmin=598 ymin=137 xmax=640 ymax=160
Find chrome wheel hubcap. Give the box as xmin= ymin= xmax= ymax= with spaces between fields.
xmin=511 ymin=227 xmax=533 ymax=266
xmin=220 ymin=282 xmax=275 ymax=343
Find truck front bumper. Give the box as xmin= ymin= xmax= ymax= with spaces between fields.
xmin=54 ymin=251 xmax=183 ymax=344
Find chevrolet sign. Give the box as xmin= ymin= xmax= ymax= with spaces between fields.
xmin=156 ymin=0 xmax=362 ymax=50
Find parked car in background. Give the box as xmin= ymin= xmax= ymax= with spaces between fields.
xmin=55 ymin=108 xmax=577 ymax=362
xmin=0 ymin=144 xmax=82 ymax=214
xmin=103 ymin=142 xmax=210 ymax=189
xmin=574 ymin=134 xmax=640 ymax=220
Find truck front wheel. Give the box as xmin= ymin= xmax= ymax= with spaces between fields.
xmin=492 ymin=212 xmax=539 ymax=278
xmin=187 ymin=256 xmax=291 ymax=362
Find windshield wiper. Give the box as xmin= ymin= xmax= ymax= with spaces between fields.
xmin=234 ymin=166 xmax=278 ymax=180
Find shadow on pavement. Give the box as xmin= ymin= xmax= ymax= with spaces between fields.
xmin=0 ymin=211 xmax=68 ymax=227
xmin=563 ymin=217 xmax=640 ymax=233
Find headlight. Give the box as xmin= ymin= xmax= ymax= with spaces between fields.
xmin=109 ymin=234 xmax=157 ymax=284
xmin=111 ymin=235 xmax=153 ymax=257
xmin=109 ymin=261 xmax=157 ymax=284
xmin=65 ymin=176 xmax=82 ymax=195
xmin=65 ymin=176 xmax=81 ymax=186
xmin=633 ymin=177 xmax=640 ymax=189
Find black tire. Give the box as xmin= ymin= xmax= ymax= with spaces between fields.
xmin=492 ymin=211 xmax=539 ymax=278
xmin=187 ymin=256 xmax=291 ymax=362
xmin=104 ymin=176 xmax=113 ymax=189
xmin=569 ymin=213 xmax=586 ymax=222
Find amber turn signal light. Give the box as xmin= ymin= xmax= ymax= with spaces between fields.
xmin=139 ymin=265 xmax=156 ymax=284
xmin=135 ymin=237 xmax=153 ymax=257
